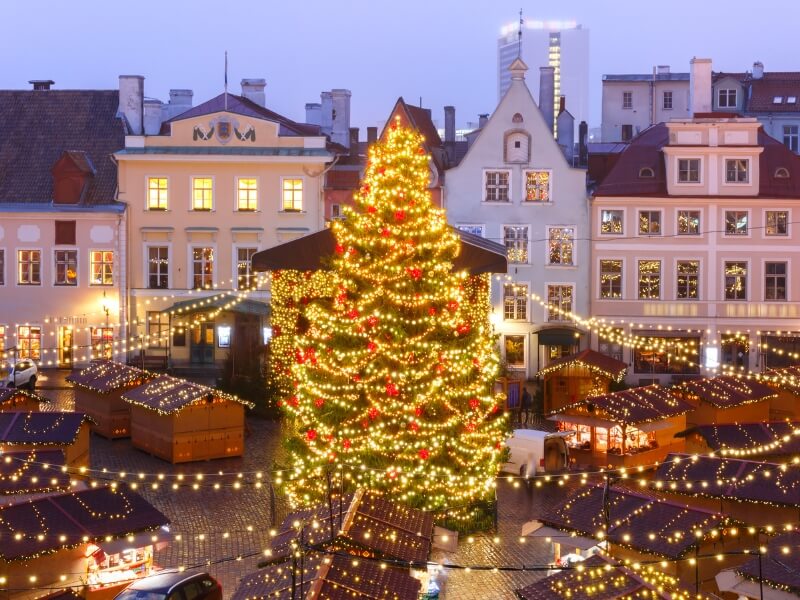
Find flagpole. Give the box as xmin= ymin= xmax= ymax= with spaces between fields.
xmin=224 ymin=51 xmax=228 ymax=110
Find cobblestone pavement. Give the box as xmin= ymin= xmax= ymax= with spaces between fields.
xmin=38 ymin=374 xmax=575 ymax=599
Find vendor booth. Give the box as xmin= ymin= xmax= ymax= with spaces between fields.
xmin=537 ymin=349 xmax=627 ymax=413
xmin=0 ymin=412 xmax=92 ymax=469
xmin=0 ymin=388 xmax=45 ymax=412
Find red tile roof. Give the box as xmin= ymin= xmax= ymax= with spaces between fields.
xmin=537 ymin=349 xmax=628 ymax=380
xmin=749 ymin=75 xmax=800 ymax=112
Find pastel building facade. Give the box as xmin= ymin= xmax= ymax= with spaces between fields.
xmin=446 ymin=59 xmax=589 ymax=379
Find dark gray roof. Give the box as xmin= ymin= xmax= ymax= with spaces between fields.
xmin=603 ymin=73 xmax=689 ymax=82
xmin=116 ymin=146 xmax=330 ymax=157
xmin=0 ymin=90 xmax=126 ymax=204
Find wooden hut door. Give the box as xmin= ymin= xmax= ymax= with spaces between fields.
xmin=190 ymin=323 xmax=215 ymax=364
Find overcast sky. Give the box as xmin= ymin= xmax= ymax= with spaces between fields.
xmin=2 ymin=0 xmax=796 ymax=131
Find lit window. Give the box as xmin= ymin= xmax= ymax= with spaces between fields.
xmin=147 ymin=311 xmax=169 ymax=348
xmin=282 ymin=179 xmax=304 ymax=211
xmin=217 ymin=326 xmax=231 ymax=348
xmin=17 ymin=326 xmax=41 ymax=360
xmin=662 ymin=91 xmax=673 ymax=110
xmin=599 ymin=259 xmax=622 ymax=299
xmin=638 ymin=260 xmax=661 ymax=299
xmin=718 ymin=88 xmax=737 ymax=108
xmin=548 ymin=227 xmax=574 ymax=265
xmin=192 ymin=178 xmax=213 ymax=210
xmin=639 ymin=211 xmax=661 ymax=235
xmin=504 ymin=226 xmax=528 ymax=264
xmin=524 ymin=171 xmax=550 ymax=202
xmin=192 ymin=247 xmax=214 ymax=289
xmin=765 ymin=262 xmax=787 ymax=301
xmin=148 ymin=246 xmax=169 ymax=289
xmin=677 ymin=210 xmax=701 ymax=235
xmin=622 ymin=91 xmax=633 ymax=109
xmin=263 ymin=327 xmax=272 ymax=344
xmin=237 ymin=178 xmax=258 ymax=211
xmin=725 ymin=211 xmax=748 ymax=236
xmin=456 ymin=224 xmax=484 ymax=237
xmin=484 ymin=171 xmax=510 ymax=202
xmin=237 ymin=247 xmax=258 ymax=290
xmin=676 ymin=260 xmax=699 ymax=300
xmin=503 ymin=284 xmax=528 ymax=321
xmin=766 ymin=211 xmax=788 ymax=236
xmin=725 ymin=159 xmax=749 ymax=183
xmin=547 ymin=285 xmax=573 ymax=321
xmin=54 ymin=250 xmax=78 ymax=286
xmin=90 ymin=251 xmax=114 ymax=286
xmin=504 ymin=335 xmax=525 ymax=368
xmin=0 ymin=326 xmax=5 ymax=357
xmin=147 ymin=177 xmax=168 ymax=210
xmin=678 ymin=159 xmax=700 ymax=183
xmin=17 ymin=250 xmax=41 ymax=286
xmin=91 ymin=327 xmax=113 ymax=360
xmin=725 ymin=262 xmax=747 ymax=300
xmin=600 ymin=210 xmax=623 ymax=235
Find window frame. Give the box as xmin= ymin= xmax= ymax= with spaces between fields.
xmin=598 ymin=258 xmax=623 ymax=300
xmin=638 ymin=210 xmax=662 ymax=236
xmin=190 ymin=176 xmax=215 ymax=211
xmin=718 ymin=88 xmax=738 ymax=108
xmin=503 ymin=334 xmax=526 ymax=370
xmin=234 ymin=246 xmax=259 ymax=290
xmin=280 ymin=176 xmax=305 ymax=212
xmin=90 ymin=326 xmax=114 ymax=360
xmin=599 ymin=208 xmax=624 ymax=236
xmin=723 ymin=260 xmax=748 ymax=301
xmin=724 ymin=210 xmax=750 ymax=237
xmin=16 ymin=325 xmax=42 ymax=360
xmin=145 ymin=244 xmax=171 ymax=290
xmin=522 ymin=169 xmax=552 ymax=203
xmin=89 ymin=249 xmax=114 ymax=286
xmin=146 ymin=310 xmax=170 ymax=348
xmin=764 ymin=210 xmax=789 ymax=237
xmin=456 ymin=224 xmax=485 ymax=237
xmin=503 ymin=225 xmax=529 ymax=264
xmin=189 ymin=245 xmax=216 ymax=290
xmin=676 ymin=209 xmax=702 ymax=236
xmin=146 ymin=176 xmax=169 ymax=211
xmin=0 ymin=248 xmax=6 ymax=286
xmin=637 ymin=259 xmax=662 ymax=300
xmin=783 ymin=125 xmax=799 ymax=153
xmin=236 ymin=176 xmax=259 ymax=212
xmin=662 ymin=90 xmax=673 ymax=110
xmin=546 ymin=226 xmax=576 ymax=266
xmin=764 ymin=260 xmax=788 ymax=301
xmin=724 ymin=158 xmax=750 ymax=184
xmin=546 ymin=283 xmax=574 ymax=322
xmin=483 ymin=169 xmax=512 ymax=203
xmin=675 ymin=259 xmax=700 ymax=300
xmin=53 ymin=248 xmax=79 ymax=287
xmin=676 ymin=158 xmax=702 ymax=185
xmin=502 ymin=282 xmax=529 ymax=321
xmin=622 ymin=91 xmax=633 ymax=109
xmin=17 ymin=249 xmax=42 ymax=287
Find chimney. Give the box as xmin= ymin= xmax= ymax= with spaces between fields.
xmin=29 ymin=80 xmax=54 ymax=91
xmin=330 ymin=89 xmax=352 ymax=148
xmin=753 ymin=61 xmax=764 ymax=80
xmin=118 ymin=75 xmax=145 ymax=135
xmin=539 ymin=66 xmax=555 ymax=134
xmin=367 ymin=127 xmax=378 ymax=143
xmin=349 ymin=127 xmax=359 ymax=151
xmin=557 ymin=98 xmax=574 ymax=162
xmin=164 ymin=89 xmax=193 ymax=120
xmin=444 ymin=106 xmax=456 ymax=143
xmin=578 ymin=121 xmax=588 ymax=165
xmin=478 ymin=113 xmax=489 ymax=129
xmin=657 ymin=65 xmax=670 ymax=75
xmin=240 ymin=78 xmax=266 ymax=107
xmin=320 ymin=91 xmax=333 ymax=136
xmin=143 ymin=99 xmax=163 ymax=135
xmin=305 ymin=103 xmax=322 ymax=126
xmin=689 ymin=57 xmax=712 ymax=116
xmin=558 ymin=96 xmax=566 ymax=115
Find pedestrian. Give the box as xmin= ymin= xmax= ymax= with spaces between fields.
xmin=521 ymin=386 xmax=532 ymax=426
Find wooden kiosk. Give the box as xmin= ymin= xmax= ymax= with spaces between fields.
xmin=122 ymin=375 xmax=253 ymax=463
xmin=537 ymin=349 xmax=627 ymax=413
xmin=0 ymin=412 xmax=92 ymax=469
xmin=67 ymin=361 xmax=152 ymax=438
xmin=762 ymin=365 xmax=800 ymax=420
xmin=676 ymin=375 xmax=774 ymax=427
xmin=0 ymin=388 xmax=45 ymax=412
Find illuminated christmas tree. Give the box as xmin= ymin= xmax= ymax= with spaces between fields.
xmin=280 ymin=120 xmax=508 ymax=519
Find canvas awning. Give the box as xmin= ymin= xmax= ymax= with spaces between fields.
xmin=536 ymin=327 xmax=582 ymax=347
xmin=161 ymin=296 xmax=269 ymax=317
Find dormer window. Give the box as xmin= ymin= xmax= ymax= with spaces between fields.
xmin=52 ymin=150 xmax=95 ymax=204
xmin=718 ymin=89 xmax=737 ymax=108
xmin=788 ymin=96 xmax=797 ymax=104
xmin=504 ymin=131 xmax=530 ymax=163
xmin=775 ymin=167 xmax=791 ymax=179
xmin=638 ymin=167 xmax=655 ymax=178
xmin=512 ymin=113 xmax=524 ymax=123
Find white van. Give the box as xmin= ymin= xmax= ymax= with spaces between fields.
xmin=502 ymin=429 xmax=573 ymax=478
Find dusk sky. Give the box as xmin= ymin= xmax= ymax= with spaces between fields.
xmin=3 ymin=0 xmax=796 ymax=131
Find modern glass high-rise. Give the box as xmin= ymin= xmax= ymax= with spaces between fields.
xmin=498 ymin=19 xmax=589 ymax=139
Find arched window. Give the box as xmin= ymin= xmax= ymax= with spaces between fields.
xmin=638 ymin=167 xmax=655 ymax=178
xmin=505 ymin=130 xmax=530 ymax=163
xmin=512 ymin=112 xmax=524 ymax=123
xmin=775 ymin=167 xmax=791 ymax=179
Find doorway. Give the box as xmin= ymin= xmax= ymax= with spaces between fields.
xmin=58 ymin=326 xmax=74 ymax=366
xmin=190 ymin=322 xmax=215 ymax=364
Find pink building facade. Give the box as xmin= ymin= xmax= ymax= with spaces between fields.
xmin=591 ymin=116 xmax=800 ymax=385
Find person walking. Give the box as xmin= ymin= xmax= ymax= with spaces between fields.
xmin=521 ymin=386 xmax=532 ymax=426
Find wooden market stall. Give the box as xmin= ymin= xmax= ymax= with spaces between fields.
xmin=549 ymin=384 xmax=693 ymax=468
xmin=67 ymin=361 xmax=152 ymax=438
xmin=0 ymin=449 xmax=71 ymax=501
xmin=0 ymin=486 xmax=168 ymax=600
xmin=676 ymin=375 xmax=774 ymax=427
xmin=121 ymin=375 xmax=253 ymax=463
xmin=537 ymin=349 xmax=627 ymax=413
xmin=678 ymin=421 xmax=800 ymax=459
xmin=716 ymin=531 xmax=800 ymax=600
xmin=0 ymin=387 xmax=46 ymax=412
xmin=0 ymin=412 xmax=92 ymax=469
xmin=762 ymin=365 xmax=800 ymax=420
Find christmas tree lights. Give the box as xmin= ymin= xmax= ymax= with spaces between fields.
xmin=278 ymin=121 xmax=508 ymax=521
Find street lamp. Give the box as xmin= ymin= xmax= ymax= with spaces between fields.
xmin=100 ymin=290 xmax=110 ymax=328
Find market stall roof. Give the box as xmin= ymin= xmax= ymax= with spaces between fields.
xmin=676 ymin=422 xmax=800 ymax=455
xmin=250 ymin=226 xmax=508 ymax=275
xmin=655 ymin=453 xmax=800 ymax=506
xmin=678 ymin=375 xmax=776 ymax=409
xmin=0 ymin=412 xmax=92 ymax=446
xmin=536 ymin=348 xmax=628 ymax=381
xmin=232 ymin=552 xmax=422 ymax=600
xmin=0 ymin=388 xmax=49 ymax=406
xmin=66 ymin=360 xmax=152 ymax=393
xmin=550 ymin=385 xmax=694 ymax=425
xmin=270 ymin=490 xmax=434 ymax=564
xmin=0 ymin=449 xmax=69 ymax=495
xmin=161 ymin=295 xmax=270 ymax=318
xmin=763 ymin=365 xmax=800 ymax=393
xmin=121 ymin=375 xmax=254 ymax=415
xmin=733 ymin=531 xmax=800 ymax=595
xmin=0 ymin=486 xmax=169 ymax=560
xmin=517 ymin=554 xmax=674 ymax=600
xmin=539 ymin=485 xmax=725 ymax=559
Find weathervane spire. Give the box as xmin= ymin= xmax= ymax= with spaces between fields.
xmin=224 ymin=51 xmax=228 ymax=110
xmin=518 ymin=8 xmax=523 ymax=58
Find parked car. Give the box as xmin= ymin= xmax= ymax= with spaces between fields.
xmin=2 ymin=360 xmax=38 ymax=389
xmin=114 ymin=571 xmax=222 ymax=600
xmin=501 ymin=429 xmax=573 ymax=478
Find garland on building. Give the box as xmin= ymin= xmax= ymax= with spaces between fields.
xmin=279 ymin=121 xmax=508 ymax=519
